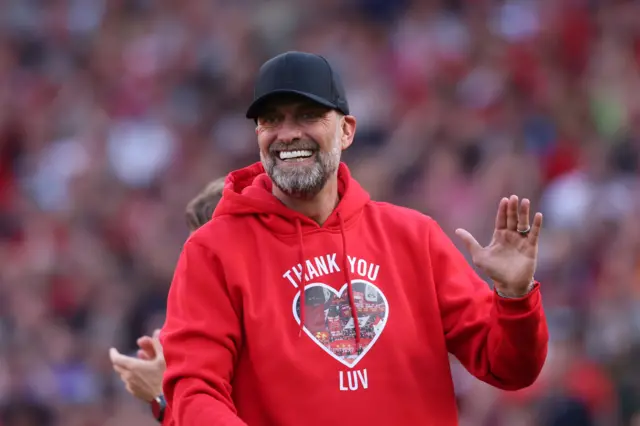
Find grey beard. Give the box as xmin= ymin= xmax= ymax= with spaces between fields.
xmin=262 ymin=150 xmax=340 ymax=199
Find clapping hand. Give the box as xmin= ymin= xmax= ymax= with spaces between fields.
xmin=110 ymin=329 xmax=166 ymax=403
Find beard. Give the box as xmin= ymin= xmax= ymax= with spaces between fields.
xmin=261 ymin=139 xmax=341 ymax=199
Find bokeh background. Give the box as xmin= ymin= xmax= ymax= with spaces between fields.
xmin=1 ymin=0 xmax=640 ymax=425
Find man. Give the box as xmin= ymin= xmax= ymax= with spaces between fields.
xmin=161 ymin=51 xmax=549 ymax=426
xmin=109 ymin=177 xmax=225 ymax=425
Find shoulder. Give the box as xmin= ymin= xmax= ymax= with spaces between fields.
xmin=184 ymin=215 xmax=250 ymax=252
xmin=362 ymin=201 xmax=445 ymax=244
xmin=365 ymin=201 xmax=437 ymax=230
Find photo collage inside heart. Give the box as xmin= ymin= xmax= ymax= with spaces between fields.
xmin=294 ymin=281 xmax=388 ymax=365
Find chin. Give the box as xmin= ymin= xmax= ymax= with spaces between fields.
xmin=275 ymin=182 xmax=324 ymax=200
xmin=272 ymin=174 xmax=327 ymax=200
xmin=264 ymin=155 xmax=333 ymax=199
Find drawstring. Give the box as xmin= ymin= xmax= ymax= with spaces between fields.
xmin=295 ymin=214 xmax=362 ymax=355
xmin=338 ymin=212 xmax=362 ymax=354
xmin=296 ymin=219 xmax=308 ymax=337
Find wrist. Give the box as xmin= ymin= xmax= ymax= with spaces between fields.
xmin=150 ymin=394 xmax=166 ymax=423
xmin=495 ymin=278 xmax=535 ymax=299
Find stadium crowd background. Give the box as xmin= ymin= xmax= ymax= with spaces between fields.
xmin=1 ymin=0 xmax=640 ymax=425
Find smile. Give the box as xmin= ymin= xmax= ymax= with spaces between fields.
xmin=277 ymin=150 xmax=315 ymax=161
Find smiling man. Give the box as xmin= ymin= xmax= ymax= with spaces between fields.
xmin=161 ymin=51 xmax=549 ymax=426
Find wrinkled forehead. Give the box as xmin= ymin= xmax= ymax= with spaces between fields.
xmin=259 ymin=93 xmax=332 ymax=115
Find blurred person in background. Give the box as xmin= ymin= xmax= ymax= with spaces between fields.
xmin=109 ymin=177 xmax=225 ymax=425
xmin=160 ymin=51 xmax=548 ymax=426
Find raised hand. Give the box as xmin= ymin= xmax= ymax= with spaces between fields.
xmin=455 ymin=195 xmax=543 ymax=297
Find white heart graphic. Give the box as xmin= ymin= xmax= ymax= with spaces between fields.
xmin=292 ymin=279 xmax=389 ymax=368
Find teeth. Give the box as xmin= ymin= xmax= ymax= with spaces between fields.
xmin=279 ymin=150 xmax=313 ymax=160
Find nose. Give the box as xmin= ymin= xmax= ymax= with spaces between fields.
xmin=277 ymin=116 xmax=302 ymax=143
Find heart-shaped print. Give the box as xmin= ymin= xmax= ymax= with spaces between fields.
xmin=292 ymin=279 xmax=389 ymax=368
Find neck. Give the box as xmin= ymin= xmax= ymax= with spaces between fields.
xmin=273 ymin=176 xmax=339 ymax=225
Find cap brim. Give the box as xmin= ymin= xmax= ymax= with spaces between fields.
xmin=245 ymin=90 xmax=339 ymax=119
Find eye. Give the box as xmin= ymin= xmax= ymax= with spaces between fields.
xmin=257 ymin=114 xmax=281 ymax=127
xmin=299 ymin=110 xmax=325 ymax=121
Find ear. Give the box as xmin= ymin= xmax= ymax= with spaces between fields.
xmin=340 ymin=115 xmax=357 ymax=151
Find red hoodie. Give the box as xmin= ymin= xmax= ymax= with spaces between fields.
xmin=161 ymin=162 xmax=548 ymax=426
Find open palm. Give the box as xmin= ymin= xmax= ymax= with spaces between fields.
xmin=456 ymin=195 xmax=543 ymax=297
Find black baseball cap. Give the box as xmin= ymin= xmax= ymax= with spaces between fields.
xmin=245 ymin=51 xmax=350 ymax=119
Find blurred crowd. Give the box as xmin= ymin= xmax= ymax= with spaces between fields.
xmin=1 ymin=0 xmax=640 ymax=425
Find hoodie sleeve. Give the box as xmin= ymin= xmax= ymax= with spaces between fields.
xmin=427 ymin=219 xmax=549 ymax=390
xmin=161 ymin=240 xmax=248 ymax=426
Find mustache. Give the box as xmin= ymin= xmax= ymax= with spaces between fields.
xmin=269 ymin=140 xmax=319 ymax=153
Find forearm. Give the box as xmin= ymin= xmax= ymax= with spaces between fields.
xmin=483 ymin=284 xmax=548 ymax=390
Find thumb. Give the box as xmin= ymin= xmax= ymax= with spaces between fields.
xmin=109 ymin=347 xmax=120 ymax=363
xmin=110 ymin=347 xmax=140 ymax=369
xmin=455 ymin=228 xmax=483 ymax=256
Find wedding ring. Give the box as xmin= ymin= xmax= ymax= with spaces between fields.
xmin=517 ymin=226 xmax=531 ymax=235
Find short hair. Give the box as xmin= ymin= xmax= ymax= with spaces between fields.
xmin=184 ymin=177 xmax=225 ymax=231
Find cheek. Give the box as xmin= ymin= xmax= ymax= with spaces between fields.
xmin=256 ymin=132 xmax=273 ymax=154
xmin=327 ymin=130 xmax=343 ymax=152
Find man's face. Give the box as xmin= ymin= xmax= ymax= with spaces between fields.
xmin=255 ymin=97 xmax=355 ymax=198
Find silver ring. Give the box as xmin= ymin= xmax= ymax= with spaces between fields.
xmin=517 ymin=226 xmax=531 ymax=235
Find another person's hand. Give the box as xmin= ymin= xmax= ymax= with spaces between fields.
xmin=110 ymin=329 xmax=166 ymax=403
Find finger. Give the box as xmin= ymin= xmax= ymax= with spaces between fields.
xmin=153 ymin=329 xmax=161 ymax=339
xmin=109 ymin=347 xmax=120 ymax=363
xmin=518 ymin=198 xmax=531 ymax=232
xmin=506 ymin=195 xmax=519 ymax=230
xmin=529 ymin=212 xmax=543 ymax=244
xmin=110 ymin=349 xmax=142 ymax=369
xmin=137 ymin=335 xmax=152 ymax=346
xmin=495 ymin=197 xmax=508 ymax=230
xmin=137 ymin=336 xmax=156 ymax=358
xmin=138 ymin=347 xmax=155 ymax=360
xmin=455 ymin=229 xmax=483 ymax=257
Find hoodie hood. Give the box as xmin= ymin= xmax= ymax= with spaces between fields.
xmin=214 ymin=161 xmax=370 ymax=235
